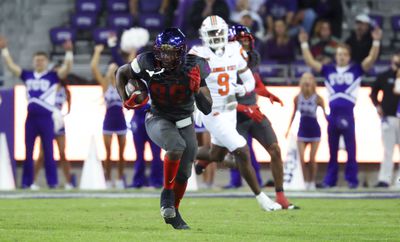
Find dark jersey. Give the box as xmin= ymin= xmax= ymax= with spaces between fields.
xmin=130 ymin=52 xmax=210 ymax=121
xmin=237 ymin=50 xmax=261 ymax=122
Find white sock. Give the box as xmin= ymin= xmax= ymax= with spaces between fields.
xmin=256 ymin=192 xmax=270 ymax=204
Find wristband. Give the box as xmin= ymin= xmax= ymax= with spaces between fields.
xmin=65 ymin=51 xmax=73 ymax=61
xmin=107 ymin=38 xmax=117 ymax=48
xmin=1 ymin=48 xmax=10 ymax=57
xmin=373 ymin=40 xmax=380 ymax=47
xmin=300 ymin=42 xmax=309 ymax=49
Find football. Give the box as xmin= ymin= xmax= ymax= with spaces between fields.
xmin=125 ymin=78 xmax=148 ymax=104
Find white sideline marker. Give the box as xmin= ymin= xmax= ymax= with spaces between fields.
xmin=79 ymin=135 xmax=107 ymax=190
xmin=186 ymin=164 xmax=198 ymax=191
xmin=0 ymin=133 xmax=16 ymax=190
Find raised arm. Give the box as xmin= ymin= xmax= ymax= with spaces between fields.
xmin=285 ymin=95 xmax=298 ymax=138
xmin=298 ymin=30 xmax=323 ymax=73
xmin=361 ymin=28 xmax=382 ymax=72
xmin=90 ymin=44 xmax=108 ymax=90
xmin=57 ymin=40 xmax=74 ymax=79
xmin=0 ymin=36 xmax=22 ymax=77
xmin=108 ymin=34 xmax=126 ymax=66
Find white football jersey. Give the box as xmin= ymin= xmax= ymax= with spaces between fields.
xmin=189 ymin=41 xmax=248 ymax=108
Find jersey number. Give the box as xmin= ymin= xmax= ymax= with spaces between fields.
xmin=217 ymin=73 xmax=230 ymax=96
xmin=150 ymin=83 xmax=187 ymax=105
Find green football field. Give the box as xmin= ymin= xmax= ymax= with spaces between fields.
xmin=0 ymin=197 xmax=399 ymax=242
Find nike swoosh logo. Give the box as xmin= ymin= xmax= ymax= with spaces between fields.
xmin=168 ymin=178 xmax=175 ymax=184
xmin=146 ymin=68 xmax=165 ymax=77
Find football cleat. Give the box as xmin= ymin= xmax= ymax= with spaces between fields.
xmin=164 ymin=210 xmax=190 ymax=230
xmin=194 ymin=160 xmax=211 ymax=175
xmin=256 ymin=192 xmax=282 ymax=211
xmin=160 ymin=189 xmax=176 ymax=219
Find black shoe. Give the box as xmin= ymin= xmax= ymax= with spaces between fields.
xmin=160 ymin=189 xmax=176 ymax=219
xmin=374 ymin=181 xmax=389 ymax=188
xmin=195 ymin=162 xmax=206 ymax=175
xmin=164 ymin=210 xmax=190 ymax=230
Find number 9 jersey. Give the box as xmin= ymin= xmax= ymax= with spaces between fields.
xmin=189 ymin=41 xmax=248 ymax=109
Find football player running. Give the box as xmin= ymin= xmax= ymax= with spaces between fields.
xmin=190 ymin=16 xmax=282 ymax=211
xmin=115 ymin=28 xmax=212 ymax=229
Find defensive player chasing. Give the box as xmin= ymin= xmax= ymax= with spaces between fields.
xmin=190 ymin=16 xmax=282 ymax=211
xmin=115 ymin=28 xmax=212 ymax=229
xmin=227 ymin=24 xmax=296 ymax=208
xmin=299 ymin=27 xmax=382 ymax=188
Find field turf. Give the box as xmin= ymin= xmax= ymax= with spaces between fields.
xmin=0 ymin=197 xmax=399 ymax=242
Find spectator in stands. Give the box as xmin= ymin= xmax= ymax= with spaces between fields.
xmin=231 ymin=1 xmax=265 ymax=39
xmin=158 ymin=0 xmax=179 ymax=28
xmin=310 ymin=20 xmax=340 ymax=64
xmin=264 ymin=0 xmax=297 ymax=36
xmin=237 ymin=10 xmax=264 ymax=43
xmin=291 ymin=0 xmax=317 ymax=36
xmin=260 ymin=19 xmax=296 ymax=63
xmin=189 ymin=0 xmax=230 ymax=34
xmin=312 ymin=0 xmax=343 ymax=38
xmin=346 ymin=14 xmax=374 ymax=64
xmin=370 ymin=53 xmax=400 ymax=188
xmin=0 ymin=36 xmax=73 ymax=189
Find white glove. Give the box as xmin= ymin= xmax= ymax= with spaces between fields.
xmin=232 ymin=83 xmax=246 ymax=97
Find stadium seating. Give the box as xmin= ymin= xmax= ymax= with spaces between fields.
xmin=70 ymin=13 xmax=98 ymax=30
xmin=106 ymin=0 xmax=129 ymax=13
xmin=92 ymin=27 xmax=117 ymax=44
xmin=138 ymin=13 xmax=165 ymax=33
xmin=369 ymin=14 xmax=384 ymax=28
xmin=291 ymin=60 xmax=312 ymax=78
xmin=139 ymin=0 xmax=162 ymax=13
xmin=49 ymin=27 xmax=77 ymax=57
xmin=50 ymin=27 xmax=77 ymax=45
xmin=75 ymin=0 xmax=102 ymax=14
xmin=107 ymin=14 xmax=134 ymax=31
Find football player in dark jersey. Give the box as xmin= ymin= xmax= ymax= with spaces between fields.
xmin=115 ymin=28 xmax=212 ymax=230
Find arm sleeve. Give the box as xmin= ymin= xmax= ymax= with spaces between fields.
xmin=195 ymin=91 xmax=212 ymax=115
xmin=238 ymin=68 xmax=255 ymax=93
xmin=254 ymin=73 xmax=270 ymax=97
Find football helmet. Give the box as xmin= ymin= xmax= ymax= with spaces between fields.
xmin=199 ymin=15 xmax=229 ymax=50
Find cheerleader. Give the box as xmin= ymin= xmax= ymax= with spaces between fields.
xmin=91 ymin=44 xmax=127 ymax=189
xmin=286 ymin=72 xmax=326 ymax=190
